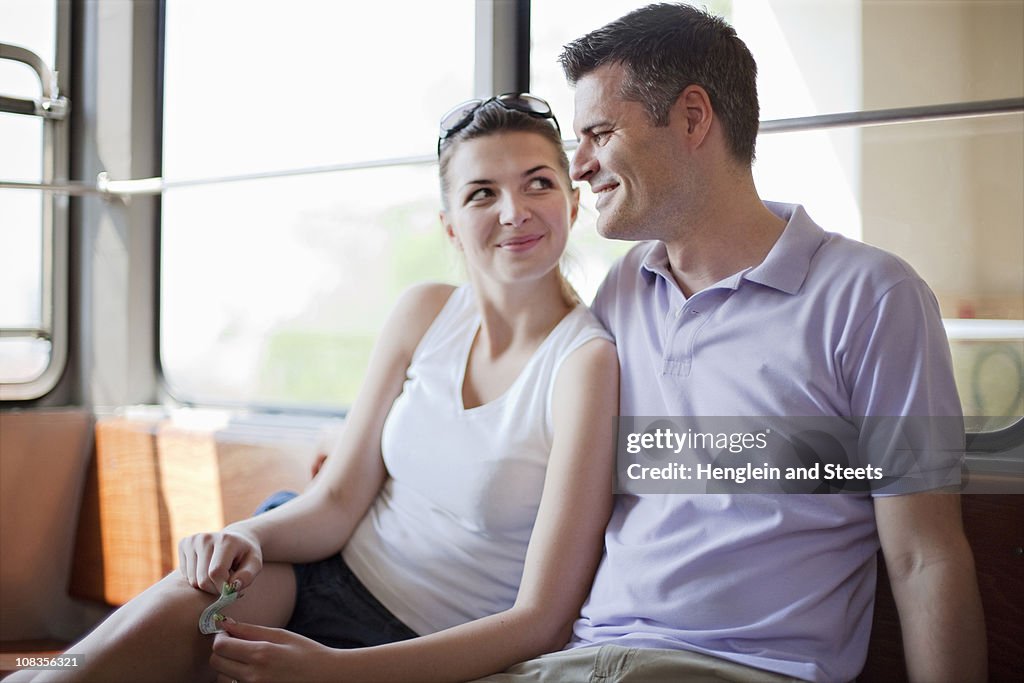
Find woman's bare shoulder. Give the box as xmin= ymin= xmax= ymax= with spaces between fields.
xmin=386 ymin=282 xmax=459 ymax=357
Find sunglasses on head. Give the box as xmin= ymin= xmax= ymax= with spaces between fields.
xmin=437 ymin=92 xmax=561 ymax=156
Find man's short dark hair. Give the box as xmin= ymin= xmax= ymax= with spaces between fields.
xmin=560 ymin=2 xmax=760 ymax=164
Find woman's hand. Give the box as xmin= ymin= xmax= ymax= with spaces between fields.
xmin=211 ymin=620 xmax=339 ymax=683
xmin=178 ymin=528 xmax=263 ymax=595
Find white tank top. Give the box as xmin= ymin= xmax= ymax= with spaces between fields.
xmin=342 ymin=285 xmax=612 ymax=635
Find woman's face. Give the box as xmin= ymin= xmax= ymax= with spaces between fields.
xmin=440 ymin=131 xmax=579 ymax=290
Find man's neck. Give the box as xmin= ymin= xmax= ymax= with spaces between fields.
xmin=663 ymin=191 xmax=787 ymax=299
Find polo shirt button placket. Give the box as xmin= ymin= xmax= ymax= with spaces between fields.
xmin=662 ymin=303 xmax=688 ymax=376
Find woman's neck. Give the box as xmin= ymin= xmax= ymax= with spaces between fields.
xmin=468 ymin=274 xmax=574 ymax=358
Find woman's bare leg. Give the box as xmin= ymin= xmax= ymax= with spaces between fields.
xmin=7 ymin=563 xmax=296 ymax=683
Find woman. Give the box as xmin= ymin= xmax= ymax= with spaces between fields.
xmin=15 ymin=94 xmax=617 ymax=683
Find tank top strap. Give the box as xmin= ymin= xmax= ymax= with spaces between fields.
xmin=411 ymin=284 xmax=478 ymax=365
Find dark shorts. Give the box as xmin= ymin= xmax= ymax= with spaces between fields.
xmin=286 ymin=553 xmax=419 ymax=649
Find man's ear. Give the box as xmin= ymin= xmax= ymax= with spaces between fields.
xmin=674 ymin=84 xmax=714 ymax=149
xmin=440 ymin=210 xmax=462 ymax=250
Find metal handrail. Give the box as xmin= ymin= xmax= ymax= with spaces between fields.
xmin=0 ymin=43 xmax=69 ymax=120
xmin=1 ymin=97 xmax=1021 ymax=198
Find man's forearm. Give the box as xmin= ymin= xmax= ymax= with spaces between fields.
xmin=890 ymin=548 xmax=987 ymax=682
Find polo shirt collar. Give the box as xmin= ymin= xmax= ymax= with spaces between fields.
xmin=640 ymin=241 xmax=672 ymax=284
xmin=639 ymin=202 xmax=826 ymax=296
xmin=743 ymin=202 xmax=825 ymax=295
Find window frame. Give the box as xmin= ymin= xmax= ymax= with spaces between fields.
xmin=153 ymin=1 xmax=1022 ymax=441
xmin=0 ymin=2 xmax=72 ymax=401
xmin=153 ymin=0 xmax=529 ymax=415
xmin=2 ymin=1 xmax=1016 ymax=450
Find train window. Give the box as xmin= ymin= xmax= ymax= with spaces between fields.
xmin=0 ymin=0 xmax=65 ymax=399
xmin=533 ymin=1 xmax=1019 ymax=124
xmin=161 ymin=166 xmax=453 ymax=407
xmin=756 ymin=115 xmax=1024 ymax=430
xmin=751 ymin=0 xmax=1024 ymax=431
xmin=536 ymin=1 xmax=1023 ymax=430
xmin=160 ymin=1 xmax=474 ymax=409
xmin=532 ymin=0 xmax=731 ymax=130
xmin=160 ymin=0 xmax=1022 ymax=425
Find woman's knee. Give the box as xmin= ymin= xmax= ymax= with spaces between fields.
xmin=106 ymin=572 xmax=218 ymax=638
xmin=102 ymin=564 xmax=295 ymax=640
xmin=219 ymin=562 xmax=297 ymax=627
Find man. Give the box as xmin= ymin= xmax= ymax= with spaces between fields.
xmin=478 ymin=4 xmax=985 ymax=682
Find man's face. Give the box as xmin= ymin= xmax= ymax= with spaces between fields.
xmin=571 ymin=63 xmax=689 ymax=242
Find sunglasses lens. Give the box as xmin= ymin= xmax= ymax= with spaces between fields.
xmin=438 ymin=93 xmax=559 ymax=156
xmin=439 ymin=99 xmax=483 ymax=136
xmin=497 ymin=93 xmax=551 ymax=115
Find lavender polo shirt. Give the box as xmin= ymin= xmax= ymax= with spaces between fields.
xmin=571 ymin=203 xmax=962 ymax=682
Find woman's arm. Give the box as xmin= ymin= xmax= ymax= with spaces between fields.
xmin=185 ymin=284 xmax=455 ymax=592
xmin=219 ymin=335 xmax=619 ymax=682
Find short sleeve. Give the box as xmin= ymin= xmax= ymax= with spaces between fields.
xmin=839 ymin=277 xmax=964 ymax=494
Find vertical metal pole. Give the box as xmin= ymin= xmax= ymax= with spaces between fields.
xmin=474 ymin=0 xmax=530 ymax=97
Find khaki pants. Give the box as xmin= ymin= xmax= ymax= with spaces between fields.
xmin=473 ymin=645 xmax=806 ymax=683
